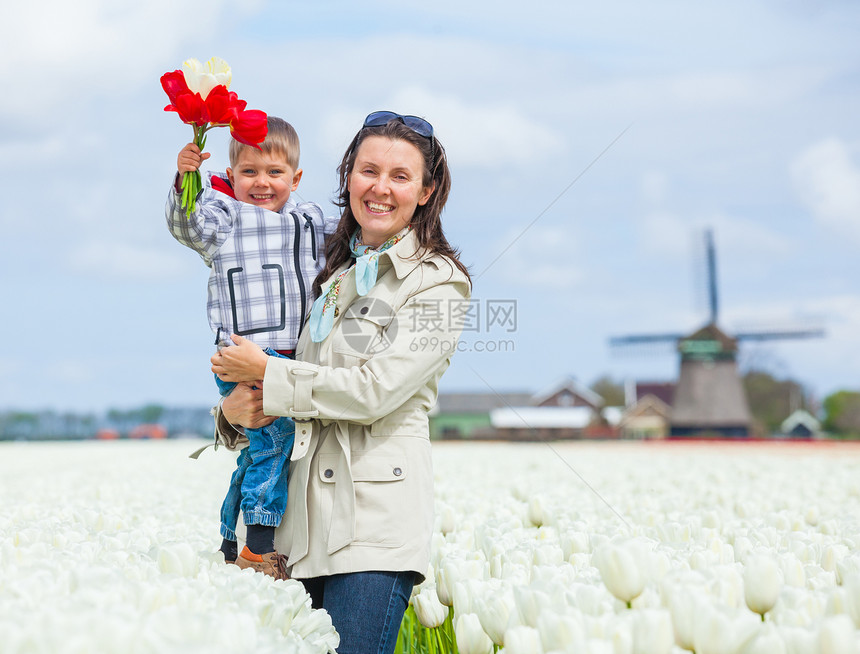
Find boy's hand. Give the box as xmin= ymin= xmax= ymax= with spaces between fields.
xmin=177 ymin=143 xmax=210 ymax=174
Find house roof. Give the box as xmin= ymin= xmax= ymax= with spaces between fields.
xmin=623 ymin=394 xmax=671 ymax=421
xmin=435 ymin=392 xmax=533 ymax=414
xmin=781 ymin=409 xmax=821 ymax=433
xmin=634 ymin=382 xmax=675 ymax=407
xmin=531 ymin=377 xmax=604 ymax=408
xmin=490 ymin=406 xmax=595 ymax=429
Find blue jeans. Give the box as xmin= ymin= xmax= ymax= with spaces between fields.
xmin=215 ymin=349 xmax=295 ymax=541
xmin=301 ymin=571 xmax=415 ymax=654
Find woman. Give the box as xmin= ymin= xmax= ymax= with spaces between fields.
xmin=211 ymin=111 xmax=471 ymax=654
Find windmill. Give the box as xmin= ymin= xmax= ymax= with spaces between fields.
xmin=609 ymin=229 xmax=824 ymax=437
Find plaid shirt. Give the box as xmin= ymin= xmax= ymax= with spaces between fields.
xmin=166 ymin=172 xmax=340 ymax=351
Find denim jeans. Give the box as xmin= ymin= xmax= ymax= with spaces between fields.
xmin=215 ymin=349 xmax=295 ymax=540
xmin=301 ymin=571 xmax=415 ymax=654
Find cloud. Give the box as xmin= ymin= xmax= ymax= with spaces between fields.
xmin=791 ymin=138 xmax=860 ymax=244
xmin=318 ymin=86 xmax=564 ymax=168
xmin=389 ymin=87 xmax=564 ymax=167
xmin=0 ymin=137 xmax=67 ymax=167
xmin=638 ymin=205 xmax=792 ymax=260
xmin=482 ymin=224 xmax=583 ymax=288
xmin=68 ymin=241 xmax=190 ymax=281
xmin=0 ymin=0 xmax=239 ymax=124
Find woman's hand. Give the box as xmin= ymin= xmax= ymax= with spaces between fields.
xmin=211 ymin=334 xmax=269 ymax=382
xmin=221 ymin=381 xmax=276 ymax=429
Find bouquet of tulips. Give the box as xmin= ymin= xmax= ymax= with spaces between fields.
xmin=161 ymin=57 xmax=267 ymax=217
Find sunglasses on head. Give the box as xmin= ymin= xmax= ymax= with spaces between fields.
xmin=362 ymin=111 xmax=435 ymax=141
xmin=361 ymin=111 xmax=437 ymax=168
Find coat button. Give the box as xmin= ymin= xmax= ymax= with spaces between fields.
xmin=324 ymin=468 xmax=334 ymax=478
xmin=334 ymin=307 xmax=340 ymax=317
xmin=393 ymin=467 xmax=402 ymax=476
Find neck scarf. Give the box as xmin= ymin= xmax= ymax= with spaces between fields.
xmin=308 ymin=226 xmax=411 ymax=343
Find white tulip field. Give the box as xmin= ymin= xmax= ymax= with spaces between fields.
xmin=2 ymin=439 xmax=860 ymax=653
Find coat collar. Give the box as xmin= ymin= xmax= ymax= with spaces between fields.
xmin=375 ymin=228 xmax=432 ymax=279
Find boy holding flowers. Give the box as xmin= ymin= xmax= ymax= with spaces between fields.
xmin=166 ymin=115 xmax=337 ymax=579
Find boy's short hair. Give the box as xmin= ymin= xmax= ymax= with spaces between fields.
xmin=229 ymin=116 xmax=300 ymax=170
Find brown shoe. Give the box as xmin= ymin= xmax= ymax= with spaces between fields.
xmin=235 ymin=545 xmax=289 ymax=580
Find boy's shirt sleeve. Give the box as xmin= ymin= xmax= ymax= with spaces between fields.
xmin=165 ymin=172 xmax=238 ymax=266
xmin=323 ymin=213 xmax=341 ymax=238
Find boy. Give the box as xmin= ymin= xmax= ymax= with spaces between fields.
xmin=166 ymin=116 xmax=336 ymax=579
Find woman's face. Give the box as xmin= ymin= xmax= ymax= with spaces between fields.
xmin=348 ymin=135 xmax=434 ymax=248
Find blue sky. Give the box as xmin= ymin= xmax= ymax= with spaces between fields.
xmin=1 ymin=0 xmax=858 ymax=412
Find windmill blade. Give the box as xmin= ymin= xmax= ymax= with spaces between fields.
xmin=735 ymin=328 xmax=825 ymax=342
xmin=705 ymin=228 xmax=719 ymax=325
xmin=609 ymin=332 xmax=683 ymax=358
xmin=609 ymin=333 xmax=684 ymax=346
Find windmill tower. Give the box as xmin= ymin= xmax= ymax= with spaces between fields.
xmin=609 ymin=229 xmax=823 ymax=438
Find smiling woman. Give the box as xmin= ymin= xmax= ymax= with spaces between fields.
xmin=211 ymin=112 xmax=471 ymax=654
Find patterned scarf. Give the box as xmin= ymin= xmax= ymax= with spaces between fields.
xmin=308 ymin=226 xmax=411 ymax=343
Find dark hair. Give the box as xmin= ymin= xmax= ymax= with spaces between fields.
xmin=312 ymin=119 xmax=470 ymax=298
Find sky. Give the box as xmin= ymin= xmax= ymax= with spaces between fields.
xmin=1 ymin=0 xmax=858 ymax=413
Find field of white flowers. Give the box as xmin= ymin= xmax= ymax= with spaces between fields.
xmin=1 ymin=439 xmax=859 ymax=653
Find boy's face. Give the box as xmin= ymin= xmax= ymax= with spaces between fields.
xmin=227 ymin=148 xmax=302 ymax=212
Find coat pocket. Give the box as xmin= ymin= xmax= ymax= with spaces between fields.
xmin=330 ymin=297 xmax=398 ymax=364
xmin=317 ymin=452 xmax=407 ymax=548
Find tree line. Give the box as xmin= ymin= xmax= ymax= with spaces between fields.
xmin=2 ymin=371 xmax=858 ymax=440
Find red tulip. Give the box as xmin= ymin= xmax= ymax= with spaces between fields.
xmin=230 ymin=109 xmax=268 ymax=148
xmin=160 ymin=70 xmax=189 ymax=106
xmin=200 ymin=85 xmax=236 ymax=125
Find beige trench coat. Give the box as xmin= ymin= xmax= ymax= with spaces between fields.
xmin=219 ymin=230 xmax=470 ymax=580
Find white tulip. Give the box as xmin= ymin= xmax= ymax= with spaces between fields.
xmin=413 ymin=586 xmax=448 ymax=628
xmin=513 ymin=585 xmax=553 ymax=628
xmin=693 ymin=603 xmax=760 ymax=654
xmin=560 ymin=531 xmax=590 ymax=558
xmin=593 ymin=543 xmax=645 ymax=607
xmin=437 ymin=555 xmax=481 ymax=606
xmin=844 ymin=573 xmax=860 ymax=628
xmin=817 ymin=615 xmax=858 ymax=654
xmin=156 ymin=542 xmax=198 ymax=577
xmin=826 ymin=587 xmax=850 ymax=617
xmin=781 ymin=554 xmax=807 ymax=588
xmin=586 ymin=639 xmax=615 ymax=654
xmin=438 ymin=503 xmax=458 ymax=535
xmin=528 ymin=495 xmax=548 ymax=527
xmin=474 ymin=582 xmax=515 ymax=646
xmin=570 ymin=582 xmax=613 ymax=616
xmin=503 ymin=625 xmax=544 ymax=654
xmin=738 ymin=623 xmax=786 ymax=654
xmin=536 ymin=610 xmax=586 ymax=652
xmin=606 ymin=613 xmax=634 ymax=654
xmin=632 ymin=609 xmax=673 ymax=654
xmin=533 ymin=544 xmax=564 ymax=567
xmin=454 ymin=578 xmax=488 ymax=623
xmin=836 ymin=555 xmax=860 ymax=586
xmin=744 ymin=555 xmax=783 ymax=618
xmin=779 ymin=625 xmax=817 ymax=654
xmin=182 ymin=56 xmax=232 ymax=99
xmin=455 ymin=612 xmax=494 ymax=654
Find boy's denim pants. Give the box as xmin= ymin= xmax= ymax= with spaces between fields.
xmin=215 ymin=348 xmax=295 ymax=541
